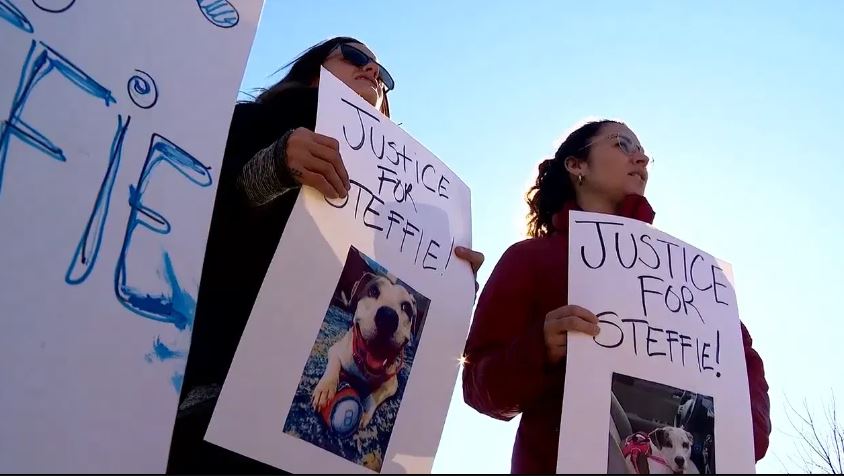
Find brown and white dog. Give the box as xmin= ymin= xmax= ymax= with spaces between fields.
xmin=311 ymin=272 xmax=418 ymax=429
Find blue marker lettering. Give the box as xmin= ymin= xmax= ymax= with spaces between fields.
xmin=114 ymin=133 xmax=211 ymax=329
xmin=0 ymin=40 xmax=115 ymax=196
xmin=0 ymin=0 xmax=33 ymax=32
xmin=65 ymin=115 xmax=130 ymax=284
xmin=196 ymin=0 xmax=239 ymax=28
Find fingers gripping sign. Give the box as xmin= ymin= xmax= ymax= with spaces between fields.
xmin=544 ymin=305 xmax=601 ymax=364
xmin=284 ymin=127 xmax=351 ymax=199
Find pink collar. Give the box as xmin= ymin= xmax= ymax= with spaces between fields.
xmin=622 ymin=431 xmax=680 ymax=474
xmin=647 ymin=453 xmax=677 ymax=473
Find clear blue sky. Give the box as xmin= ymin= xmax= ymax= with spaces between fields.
xmin=239 ymin=1 xmax=844 ymax=472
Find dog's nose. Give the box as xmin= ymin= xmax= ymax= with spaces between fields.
xmin=674 ymin=456 xmax=685 ymax=468
xmin=375 ymin=307 xmax=398 ymax=336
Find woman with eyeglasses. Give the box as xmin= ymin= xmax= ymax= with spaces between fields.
xmin=166 ymin=36 xmax=484 ymax=474
xmin=461 ymin=120 xmax=770 ymax=474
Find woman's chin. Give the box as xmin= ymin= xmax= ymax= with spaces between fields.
xmin=626 ymin=182 xmax=647 ymax=196
xmin=353 ymin=87 xmax=379 ymax=108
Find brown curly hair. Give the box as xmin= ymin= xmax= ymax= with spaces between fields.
xmin=525 ymin=120 xmax=622 ymax=237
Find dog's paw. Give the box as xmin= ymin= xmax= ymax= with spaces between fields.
xmin=311 ymin=377 xmax=338 ymax=411
xmin=359 ymin=409 xmax=374 ymax=429
xmin=359 ymin=396 xmax=377 ymax=429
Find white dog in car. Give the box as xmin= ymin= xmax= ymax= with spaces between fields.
xmin=623 ymin=427 xmax=700 ymax=474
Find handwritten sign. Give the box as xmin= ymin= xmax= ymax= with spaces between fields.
xmin=324 ymin=98 xmax=457 ymax=275
xmin=0 ymin=0 xmax=262 ymax=472
xmin=557 ymin=212 xmax=755 ymax=474
xmin=206 ymin=68 xmax=475 ymax=474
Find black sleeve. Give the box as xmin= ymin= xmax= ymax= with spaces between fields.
xmin=237 ymin=130 xmax=300 ymax=207
xmin=218 ymin=89 xmax=318 ymax=212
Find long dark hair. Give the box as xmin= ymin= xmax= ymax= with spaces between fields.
xmin=254 ymin=36 xmax=390 ymax=117
xmin=525 ymin=120 xmax=621 ymax=237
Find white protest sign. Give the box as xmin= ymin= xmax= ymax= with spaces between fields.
xmin=206 ymin=68 xmax=475 ymax=473
xmin=0 ymin=0 xmax=262 ymax=472
xmin=557 ymin=211 xmax=755 ymax=474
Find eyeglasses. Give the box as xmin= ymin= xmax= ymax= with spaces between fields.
xmin=335 ymin=43 xmax=395 ymax=92
xmin=581 ymin=133 xmax=653 ymax=166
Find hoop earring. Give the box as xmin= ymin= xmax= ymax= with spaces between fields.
xmin=578 ymin=174 xmax=584 ymax=186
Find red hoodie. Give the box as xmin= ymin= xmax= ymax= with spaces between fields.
xmin=462 ymin=195 xmax=771 ymax=474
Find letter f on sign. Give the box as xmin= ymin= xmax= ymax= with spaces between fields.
xmin=0 ymin=40 xmax=121 ymax=285
xmin=0 ymin=40 xmax=115 ymax=196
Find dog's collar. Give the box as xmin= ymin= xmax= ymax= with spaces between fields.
xmin=622 ymin=431 xmax=680 ymax=474
xmin=646 ymin=454 xmax=677 ymax=474
xmin=352 ymin=324 xmax=402 ymax=386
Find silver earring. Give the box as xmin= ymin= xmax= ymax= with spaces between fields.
xmin=578 ymin=174 xmax=584 ymax=186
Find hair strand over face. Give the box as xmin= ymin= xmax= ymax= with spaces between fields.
xmin=253 ymin=36 xmax=390 ymax=117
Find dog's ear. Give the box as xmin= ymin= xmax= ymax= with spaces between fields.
xmin=651 ymin=428 xmax=669 ymax=449
xmin=348 ymin=272 xmax=378 ymax=312
xmin=409 ymin=297 xmax=420 ymax=339
xmin=685 ymin=430 xmax=694 ymax=445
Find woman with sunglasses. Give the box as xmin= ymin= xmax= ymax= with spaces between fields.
xmin=461 ymin=120 xmax=770 ymax=474
xmin=167 ymin=37 xmax=484 ymax=473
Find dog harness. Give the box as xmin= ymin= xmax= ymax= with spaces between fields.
xmin=350 ymin=324 xmax=403 ymax=390
xmin=622 ymin=431 xmax=675 ymax=474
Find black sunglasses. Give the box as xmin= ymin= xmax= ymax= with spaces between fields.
xmin=337 ymin=43 xmax=395 ymax=92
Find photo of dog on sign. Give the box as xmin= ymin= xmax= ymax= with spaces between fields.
xmin=607 ymin=373 xmax=715 ymax=474
xmin=282 ymin=246 xmax=430 ymax=472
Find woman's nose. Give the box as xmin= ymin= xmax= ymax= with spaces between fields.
xmin=633 ymin=151 xmax=650 ymax=166
xmin=361 ymin=62 xmax=379 ymax=80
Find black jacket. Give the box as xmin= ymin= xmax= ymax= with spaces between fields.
xmin=168 ymin=87 xmax=318 ymax=474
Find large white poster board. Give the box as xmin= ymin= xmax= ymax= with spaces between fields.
xmin=0 ymin=0 xmax=262 ymax=472
xmin=558 ymin=211 xmax=755 ymax=474
xmin=206 ymin=68 xmax=475 ymax=473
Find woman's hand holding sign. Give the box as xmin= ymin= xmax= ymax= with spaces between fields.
xmin=284 ymin=127 xmax=351 ymax=199
xmin=544 ymin=305 xmax=601 ymax=364
xmin=454 ymin=246 xmax=485 ymax=295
